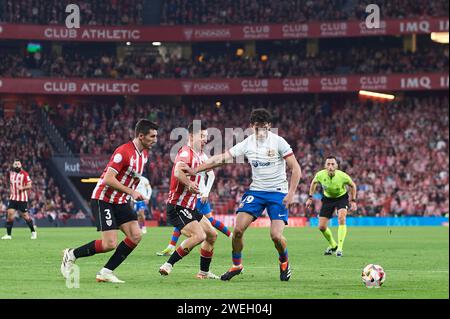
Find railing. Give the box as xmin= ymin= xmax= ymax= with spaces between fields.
xmin=38 ymin=108 xmax=73 ymax=156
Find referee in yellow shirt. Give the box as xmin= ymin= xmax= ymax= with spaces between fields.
xmin=306 ymin=156 xmax=357 ymax=257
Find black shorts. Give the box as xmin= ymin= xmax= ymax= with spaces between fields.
xmin=7 ymin=200 xmax=28 ymax=213
xmin=166 ymin=204 xmax=203 ymax=231
xmin=91 ymin=200 xmax=137 ymax=232
xmin=319 ymin=193 xmax=349 ymax=219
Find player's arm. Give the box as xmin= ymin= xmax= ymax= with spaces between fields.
xmin=20 ymin=181 xmax=32 ymax=191
xmin=145 ymin=184 xmax=152 ymax=204
xmin=282 ymin=155 xmax=302 ymax=209
xmin=103 ymin=167 xmax=144 ymax=201
xmin=347 ymin=179 xmax=357 ymax=211
xmin=193 ymin=151 xmax=234 ymax=174
xmin=174 ymin=162 xmax=199 ymax=194
xmin=200 ymin=170 xmax=215 ymax=203
xmin=306 ymin=179 xmax=319 ymax=208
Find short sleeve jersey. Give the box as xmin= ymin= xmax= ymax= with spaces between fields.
xmin=228 ymin=131 xmax=294 ymax=193
xmin=313 ymin=169 xmax=353 ymax=198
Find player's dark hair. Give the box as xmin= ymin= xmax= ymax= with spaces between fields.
xmin=325 ymin=155 xmax=338 ymax=163
xmin=188 ymin=121 xmax=207 ymax=135
xmin=135 ymin=119 xmax=159 ymax=137
xmin=250 ymin=108 xmax=272 ymax=125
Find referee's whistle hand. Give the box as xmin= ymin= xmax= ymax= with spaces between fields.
xmin=305 ymin=198 xmax=313 ymax=208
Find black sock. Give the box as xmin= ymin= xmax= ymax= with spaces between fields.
xmin=167 ymin=246 xmax=189 ymax=266
xmin=200 ymin=249 xmax=213 ymax=272
xmin=73 ymin=240 xmax=97 ymax=258
xmin=104 ymin=239 xmax=136 ymax=271
xmin=167 ymin=251 xmax=183 ymax=266
xmin=25 ymin=219 xmax=35 ymax=232
xmin=200 ymin=256 xmax=212 ymax=272
xmin=6 ymin=221 xmax=13 ymax=236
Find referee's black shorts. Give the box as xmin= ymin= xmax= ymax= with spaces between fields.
xmin=319 ymin=193 xmax=349 ymax=219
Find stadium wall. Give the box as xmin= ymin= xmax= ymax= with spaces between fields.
xmin=1 ymin=216 xmax=448 ymax=228
xmin=309 ymin=217 xmax=449 ymax=227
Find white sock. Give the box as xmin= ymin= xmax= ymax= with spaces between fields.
xmin=168 ymin=244 xmax=175 ymax=249
xmin=69 ymin=249 xmax=76 ymax=260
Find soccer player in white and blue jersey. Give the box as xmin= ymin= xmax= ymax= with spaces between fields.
xmin=134 ymin=175 xmax=152 ymax=234
xmin=190 ymin=109 xmax=302 ymax=281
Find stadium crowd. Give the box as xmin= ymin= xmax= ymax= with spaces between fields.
xmin=0 ymin=106 xmax=85 ymax=222
xmin=161 ymin=0 xmax=448 ymax=25
xmin=1 ymin=0 xmax=446 ymax=26
xmin=44 ymin=94 xmax=449 ymax=218
xmin=1 ymin=44 xmax=447 ymax=79
xmin=0 ymin=0 xmax=143 ymax=25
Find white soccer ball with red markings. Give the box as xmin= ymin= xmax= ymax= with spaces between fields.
xmin=362 ymin=264 xmax=386 ymax=288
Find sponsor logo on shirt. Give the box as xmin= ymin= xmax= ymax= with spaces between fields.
xmin=251 ymin=160 xmax=271 ymax=168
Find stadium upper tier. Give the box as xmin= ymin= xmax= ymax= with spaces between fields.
xmin=0 ymin=0 xmax=447 ymax=26
xmin=39 ymin=94 xmax=449 ymax=217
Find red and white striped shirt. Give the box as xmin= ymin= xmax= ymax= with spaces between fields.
xmin=9 ymin=170 xmax=32 ymax=202
xmin=167 ymin=145 xmax=204 ymax=210
xmin=92 ymin=141 xmax=148 ymax=204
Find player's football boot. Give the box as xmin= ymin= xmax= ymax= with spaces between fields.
xmin=96 ymin=269 xmax=125 ymax=283
xmin=159 ymin=262 xmax=173 ymax=276
xmin=196 ymin=271 xmax=220 ymax=280
xmin=61 ymin=248 xmax=76 ymax=279
xmin=156 ymin=246 xmax=175 ymax=256
xmin=141 ymin=227 xmax=147 ymax=234
xmin=31 ymin=231 xmax=37 ymax=240
xmin=228 ymin=232 xmax=233 ymax=238
xmin=336 ymin=250 xmax=343 ymax=257
xmin=324 ymin=245 xmax=338 ymax=255
xmin=279 ymin=261 xmax=292 ymax=281
xmin=220 ymin=264 xmax=244 ymax=281
xmin=1 ymin=235 xmax=12 ymax=240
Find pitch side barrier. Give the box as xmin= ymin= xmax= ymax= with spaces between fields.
xmin=1 ymin=216 xmax=448 ymax=228
xmin=309 ymin=216 xmax=449 ymax=227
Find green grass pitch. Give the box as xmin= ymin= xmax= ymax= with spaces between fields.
xmin=0 ymin=226 xmax=448 ymax=299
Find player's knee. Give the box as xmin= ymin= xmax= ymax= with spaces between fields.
xmin=233 ymin=227 xmax=244 ymax=239
xmin=338 ymin=214 xmax=346 ymax=225
xmin=206 ymin=229 xmax=218 ymax=244
xmin=103 ymin=239 xmax=118 ymax=251
xmin=130 ymin=233 xmax=142 ymax=244
xmin=270 ymin=232 xmax=283 ymax=243
xmin=193 ymin=231 xmax=207 ymax=244
xmin=318 ymin=225 xmax=327 ymax=232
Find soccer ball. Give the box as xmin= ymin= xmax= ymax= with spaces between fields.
xmin=361 ymin=264 xmax=386 ymax=288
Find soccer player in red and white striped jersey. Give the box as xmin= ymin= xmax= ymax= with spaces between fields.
xmin=1 ymin=160 xmax=36 ymax=240
xmin=61 ymin=119 xmax=158 ymax=283
xmin=159 ymin=122 xmax=219 ymax=279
